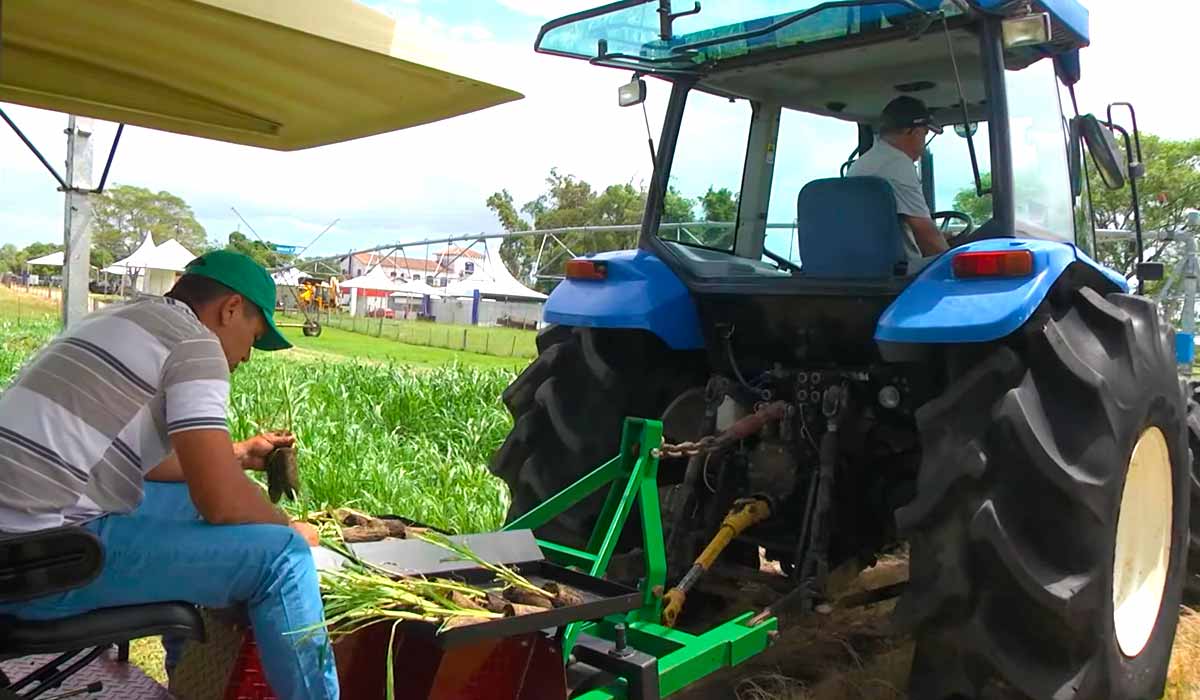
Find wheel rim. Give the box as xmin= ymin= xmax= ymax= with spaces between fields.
xmin=1112 ymin=426 xmax=1173 ymax=657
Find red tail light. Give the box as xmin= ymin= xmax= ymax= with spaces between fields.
xmin=951 ymin=250 xmax=1034 ymax=278
xmin=566 ymin=259 xmax=607 ymax=280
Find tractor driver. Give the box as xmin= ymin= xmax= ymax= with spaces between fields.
xmin=0 ymin=250 xmax=339 ymax=699
xmin=847 ymin=95 xmax=949 ymax=262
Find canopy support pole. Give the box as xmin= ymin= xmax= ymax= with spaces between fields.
xmin=62 ymin=116 xmax=94 ymax=328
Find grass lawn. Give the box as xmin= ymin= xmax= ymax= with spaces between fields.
xmin=0 ymin=285 xmax=59 ymax=320
xmin=278 ymin=323 xmax=531 ymax=371
xmin=280 ymin=312 xmax=539 ymax=359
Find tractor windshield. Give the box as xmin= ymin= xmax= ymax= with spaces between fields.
xmin=538 ymin=1 xmax=959 ymax=70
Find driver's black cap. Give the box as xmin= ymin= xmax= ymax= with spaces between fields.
xmin=881 ymin=96 xmax=943 ymax=134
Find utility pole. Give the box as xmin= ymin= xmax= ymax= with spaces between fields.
xmin=61 ymin=115 xmax=94 ymax=328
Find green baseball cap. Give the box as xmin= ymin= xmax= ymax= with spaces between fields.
xmin=182 ymin=249 xmax=291 ymax=351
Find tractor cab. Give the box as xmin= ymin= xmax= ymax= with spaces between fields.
xmin=536 ymin=0 xmax=1104 ymax=366
xmin=539 ymin=0 xmax=1087 ymax=281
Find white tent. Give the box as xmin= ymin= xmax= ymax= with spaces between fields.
xmin=272 ymin=266 xmax=306 ymax=287
xmin=27 ymin=251 xmax=64 ymax=267
xmin=102 ymin=235 xmax=197 ymax=296
xmin=338 ymin=266 xmax=407 ymax=315
xmin=389 ymin=278 xmax=444 ymax=299
xmin=102 ymin=234 xmax=158 ymax=275
xmin=338 ymin=266 xmax=407 ymax=292
xmin=442 ymin=239 xmax=547 ymax=301
xmin=145 ymin=239 xmax=198 ymax=272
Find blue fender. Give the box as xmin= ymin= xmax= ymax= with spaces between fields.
xmin=875 ymin=238 xmax=1128 ymax=345
xmin=543 ymin=249 xmax=705 ymax=350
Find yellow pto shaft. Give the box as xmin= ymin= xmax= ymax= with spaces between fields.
xmin=661 ymin=498 xmax=772 ymax=627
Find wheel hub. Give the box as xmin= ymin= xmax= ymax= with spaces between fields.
xmin=1112 ymin=426 xmax=1173 ymax=657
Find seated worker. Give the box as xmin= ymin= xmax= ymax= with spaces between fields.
xmin=0 ymin=250 xmax=338 ymax=699
xmin=847 ymin=95 xmax=949 ymax=263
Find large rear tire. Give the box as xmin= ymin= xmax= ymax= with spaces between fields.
xmin=896 ymin=286 xmax=1190 ymax=699
xmin=1186 ymin=392 xmax=1200 ymax=600
xmin=489 ymin=326 xmax=706 ymax=549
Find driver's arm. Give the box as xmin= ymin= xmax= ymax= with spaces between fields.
xmin=904 ymin=215 xmax=950 ymax=256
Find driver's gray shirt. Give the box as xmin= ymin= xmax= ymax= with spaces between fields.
xmin=846 ymin=139 xmax=929 ymax=261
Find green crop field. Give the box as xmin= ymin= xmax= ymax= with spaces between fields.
xmin=0 ymin=288 xmax=517 ymax=533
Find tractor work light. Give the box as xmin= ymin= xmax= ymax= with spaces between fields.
xmin=1001 ymin=12 xmax=1052 ymax=50
xmin=951 ymin=250 xmax=1034 ymax=279
xmin=566 ymin=259 xmax=608 ymax=280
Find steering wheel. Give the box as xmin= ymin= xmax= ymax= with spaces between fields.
xmin=932 ymin=210 xmax=974 ymax=243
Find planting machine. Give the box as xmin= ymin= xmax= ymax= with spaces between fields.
xmin=4 ymin=1 xmax=1200 ymax=700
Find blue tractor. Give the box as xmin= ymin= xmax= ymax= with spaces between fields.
xmin=490 ymin=2 xmax=1198 ymax=698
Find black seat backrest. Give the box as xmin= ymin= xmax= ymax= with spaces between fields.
xmin=0 ymin=526 xmax=103 ymax=603
xmin=796 ymin=176 xmax=909 ymax=278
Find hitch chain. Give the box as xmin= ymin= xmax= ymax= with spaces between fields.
xmin=651 ymin=400 xmax=790 ymax=459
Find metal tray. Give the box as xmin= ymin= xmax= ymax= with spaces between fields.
xmin=420 ymin=560 xmax=641 ymax=648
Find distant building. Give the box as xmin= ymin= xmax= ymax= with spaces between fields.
xmin=339 ymin=245 xmax=489 ymax=288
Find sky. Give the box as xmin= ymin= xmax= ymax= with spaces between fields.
xmin=1 ymin=0 xmax=1196 ymax=261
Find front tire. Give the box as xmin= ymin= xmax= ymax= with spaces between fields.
xmin=897 ymin=286 xmax=1190 ymax=699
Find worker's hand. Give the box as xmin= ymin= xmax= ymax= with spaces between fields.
xmin=290 ymin=521 xmax=321 ymax=546
xmin=235 ymin=431 xmax=296 ymax=470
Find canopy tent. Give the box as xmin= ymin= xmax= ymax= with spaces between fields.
xmin=102 ymin=235 xmax=198 ymax=296
xmin=102 ymin=234 xmax=159 ymax=274
xmin=0 ymin=0 xmax=523 ymax=151
xmin=390 ymin=278 xmax=444 ymax=300
xmin=338 ymin=266 xmax=409 ymax=315
xmin=26 ymin=251 xmax=65 ymax=267
xmin=442 ymin=240 xmax=547 ymax=301
xmin=271 ymin=267 xmax=306 ymax=287
xmin=338 ymin=266 xmax=407 ymax=292
xmin=147 ymin=239 xmax=199 ymax=272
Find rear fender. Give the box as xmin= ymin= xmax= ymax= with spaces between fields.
xmin=874 ymin=239 xmax=1128 ymax=347
xmin=543 ymin=250 xmax=705 ymax=350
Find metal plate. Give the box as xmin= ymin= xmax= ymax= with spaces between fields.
xmin=0 ymin=646 xmax=174 ymax=699
xmin=426 ymin=561 xmax=641 ymax=648
xmin=349 ymin=529 xmax=544 ymax=577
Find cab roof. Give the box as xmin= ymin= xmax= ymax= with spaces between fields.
xmin=0 ymin=0 xmax=524 ymax=151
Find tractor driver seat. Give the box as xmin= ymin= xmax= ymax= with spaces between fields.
xmin=796 ymin=176 xmax=911 ymax=279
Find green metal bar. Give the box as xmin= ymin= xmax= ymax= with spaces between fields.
xmin=587 ymin=425 xmax=657 ymax=577
xmin=634 ymin=436 xmax=666 ymax=622
xmin=584 ymin=419 xmax=650 ymax=554
xmin=571 ymin=614 xmax=778 ymax=699
xmin=536 ymin=541 xmax=597 ymax=570
xmin=503 ymin=455 xmax=621 ymax=532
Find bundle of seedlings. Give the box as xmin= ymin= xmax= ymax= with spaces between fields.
xmin=291 ymin=504 xmax=414 ymax=543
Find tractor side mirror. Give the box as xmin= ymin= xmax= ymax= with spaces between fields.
xmin=619 ymin=77 xmax=647 ymax=107
xmin=1076 ymin=114 xmax=1127 ymax=190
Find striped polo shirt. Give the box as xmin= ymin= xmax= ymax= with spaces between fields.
xmin=0 ymin=296 xmax=230 ymax=533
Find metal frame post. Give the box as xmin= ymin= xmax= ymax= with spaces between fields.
xmin=62 ymin=116 xmax=95 ymax=327
xmin=503 ymin=417 xmax=777 ymax=698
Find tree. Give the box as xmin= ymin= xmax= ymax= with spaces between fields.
xmin=701 ymin=186 xmax=738 ymax=222
xmin=952 ymin=172 xmax=993 ymax=224
xmin=223 ymin=231 xmax=292 ymax=269
xmin=487 ymin=168 xmax=714 ymax=292
xmin=91 ymin=185 xmax=210 ymax=265
xmin=0 ymin=245 xmax=18 ymax=275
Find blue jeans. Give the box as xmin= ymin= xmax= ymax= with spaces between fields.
xmin=0 ymin=481 xmax=339 ymax=699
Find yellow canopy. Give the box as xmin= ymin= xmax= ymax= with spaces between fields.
xmin=0 ymin=0 xmax=523 ymax=150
